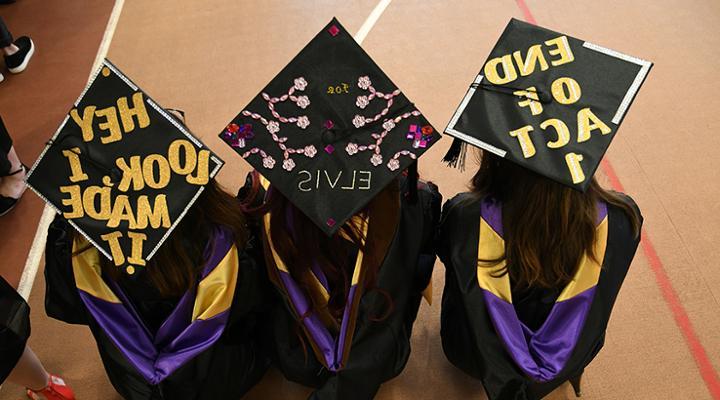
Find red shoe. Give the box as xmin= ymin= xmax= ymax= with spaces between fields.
xmin=26 ymin=375 xmax=76 ymax=400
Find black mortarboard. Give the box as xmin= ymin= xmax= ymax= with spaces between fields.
xmin=443 ymin=19 xmax=652 ymax=191
xmin=219 ymin=18 xmax=439 ymax=235
xmin=27 ymin=59 xmax=223 ymax=275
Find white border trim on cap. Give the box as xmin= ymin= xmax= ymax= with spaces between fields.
xmin=582 ymin=41 xmax=652 ymax=124
xmin=443 ymin=74 xmax=508 ymax=157
xmin=25 ymin=58 xmax=224 ymax=265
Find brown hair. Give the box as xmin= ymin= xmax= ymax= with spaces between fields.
xmin=241 ymin=172 xmax=394 ymax=322
xmin=73 ymin=180 xmax=248 ymax=298
xmin=472 ymin=152 xmax=640 ymax=289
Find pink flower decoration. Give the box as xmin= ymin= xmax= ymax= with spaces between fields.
xmin=267 ymin=121 xmax=280 ymax=134
xmin=304 ymin=145 xmax=317 ymax=158
xmin=296 ymin=95 xmax=310 ymax=109
xmin=283 ymin=158 xmax=296 ymax=171
xmin=370 ymin=153 xmax=383 ymax=166
xmin=296 ymin=116 xmax=310 ymax=129
xmin=345 ymin=142 xmax=359 ymax=155
xmin=356 ymin=95 xmax=369 ymax=109
xmin=352 ymin=115 xmax=366 ymax=128
xmin=294 ymin=77 xmax=308 ymax=91
xmin=387 ymin=158 xmax=400 ymax=171
xmin=382 ymin=120 xmax=396 ymax=131
xmin=263 ymin=156 xmax=276 ymax=169
xmin=358 ymin=76 xmax=372 ymax=90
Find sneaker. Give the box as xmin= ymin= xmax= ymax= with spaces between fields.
xmin=5 ymin=36 xmax=35 ymax=74
xmin=26 ymin=374 xmax=76 ymax=400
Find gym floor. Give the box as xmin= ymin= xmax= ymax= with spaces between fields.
xmin=1 ymin=0 xmax=719 ymax=399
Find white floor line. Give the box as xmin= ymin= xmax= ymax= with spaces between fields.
xmin=354 ymin=0 xmax=392 ymax=44
xmin=16 ymin=0 xmax=126 ymax=301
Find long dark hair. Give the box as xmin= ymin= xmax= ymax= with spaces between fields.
xmin=472 ymin=152 xmax=640 ymax=290
xmin=73 ymin=180 xmax=248 ymax=298
xmin=241 ymin=172 xmax=394 ymax=322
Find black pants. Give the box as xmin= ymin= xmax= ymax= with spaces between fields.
xmin=0 ymin=115 xmax=13 ymax=175
xmin=0 ymin=17 xmax=13 ymax=48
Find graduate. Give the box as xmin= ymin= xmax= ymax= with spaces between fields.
xmin=438 ymin=19 xmax=651 ymax=399
xmin=219 ymin=19 xmax=441 ymax=400
xmin=27 ymin=61 xmax=269 ymax=399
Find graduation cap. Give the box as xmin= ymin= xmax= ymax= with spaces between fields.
xmin=219 ymin=18 xmax=440 ymax=235
xmin=443 ymin=18 xmax=652 ymax=191
xmin=26 ymin=59 xmax=224 ymax=275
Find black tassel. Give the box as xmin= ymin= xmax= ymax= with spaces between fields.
xmin=407 ymin=161 xmax=418 ymax=204
xmin=442 ymin=138 xmax=468 ymax=171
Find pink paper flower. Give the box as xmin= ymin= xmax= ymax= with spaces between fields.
xmin=283 ymin=158 xmax=296 ymax=171
xmin=382 ymin=120 xmax=396 ymax=131
xmin=263 ymin=156 xmax=276 ymax=169
xmin=387 ymin=158 xmax=400 ymax=171
xmin=345 ymin=142 xmax=359 ymax=155
xmin=352 ymin=115 xmax=366 ymax=128
xmin=358 ymin=76 xmax=372 ymax=90
xmin=296 ymin=116 xmax=310 ymax=129
xmin=267 ymin=121 xmax=280 ymax=134
xmin=356 ymin=95 xmax=369 ymax=109
xmin=296 ymin=95 xmax=310 ymax=109
xmin=294 ymin=77 xmax=308 ymax=91
xmin=304 ymin=145 xmax=317 ymax=157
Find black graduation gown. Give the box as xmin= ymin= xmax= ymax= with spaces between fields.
xmin=43 ymin=214 xmax=270 ymax=400
xmin=250 ymin=177 xmax=441 ymax=400
xmin=0 ymin=275 xmax=30 ymax=384
xmin=438 ymin=192 xmax=642 ymax=400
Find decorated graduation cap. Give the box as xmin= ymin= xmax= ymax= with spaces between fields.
xmin=443 ymin=18 xmax=652 ymax=191
xmin=26 ymin=59 xmax=223 ymax=275
xmin=219 ymin=18 xmax=439 ymax=235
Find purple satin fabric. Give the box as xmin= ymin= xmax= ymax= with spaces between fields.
xmin=482 ymin=287 xmax=596 ymax=382
xmin=336 ymin=285 xmax=358 ymax=369
xmin=278 ymin=270 xmax=359 ymax=372
xmin=77 ymin=228 xmax=235 ymax=385
xmin=480 ymin=198 xmax=503 ymax=236
xmin=479 ymin=198 xmax=606 ymax=382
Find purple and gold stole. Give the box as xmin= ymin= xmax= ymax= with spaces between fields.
xmin=477 ymin=199 xmax=609 ymax=382
xmin=72 ymin=228 xmax=239 ymax=385
xmin=258 ymin=174 xmax=397 ymax=372
xmin=263 ymin=211 xmax=370 ymax=372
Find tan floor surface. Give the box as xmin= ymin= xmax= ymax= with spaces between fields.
xmin=2 ymin=0 xmax=719 ymax=399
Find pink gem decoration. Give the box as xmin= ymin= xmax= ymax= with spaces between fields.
xmin=325 ymin=144 xmax=335 ymax=154
xmin=407 ymin=124 xmax=433 ymax=149
xmin=328 ymin=25 xmax=340 ymax=36
xmin=324 ymin=120 xmax=334 ymax=129
xmin=326 ymin=218 xmax=336 ymax=227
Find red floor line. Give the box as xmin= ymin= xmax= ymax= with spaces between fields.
xmin=601 ymin=160 xmax=720 ymax=399
xmin=514 ymin=1 xmax=720 ymax=398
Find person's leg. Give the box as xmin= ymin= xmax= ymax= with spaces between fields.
xmin=0 ymin=115 xmax=25 ymax=216
xmin=6 ymin=345 xmax=49 ymax=391
xmin=0 ymin=115 xmax=13 ymax=175
xmin=0 ymin=17 xmax=34 ymax=74
xmin=0 ymin=115 xmax=25 ymax=199
xmin=0 ymin=17 xmax=13 ymax=49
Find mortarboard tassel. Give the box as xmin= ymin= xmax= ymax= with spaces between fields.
xmin=407 ymin=160 xmax=419 ymax=204
xmin=442 ymin=138 xmax=468 ymax=171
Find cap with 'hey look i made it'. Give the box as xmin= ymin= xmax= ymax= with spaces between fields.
xmin=27 ymin=59 xmax=223 ymax=275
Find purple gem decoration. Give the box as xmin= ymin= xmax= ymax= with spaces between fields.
xmin=324 ymin=119 xmax=334 ymax=129
xmin=324 ymin=144 xmax=335 ymax=154
xmin=326 ymin=218 xmax=336 ymax=227
xmin=328 ymin=25 xmax=340 ymax=36
xmin=222 ymin=123 xmax=254 ymax=148
xmin=407 ymin=124 xmax=434 ymax=149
